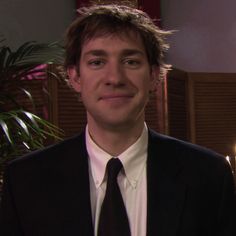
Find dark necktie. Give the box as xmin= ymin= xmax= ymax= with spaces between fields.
xmin=97 ymin=158 xmax=131 ymax=236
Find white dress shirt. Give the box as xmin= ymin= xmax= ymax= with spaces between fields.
xmin=86 ymin=124 xmax=148 ymax=236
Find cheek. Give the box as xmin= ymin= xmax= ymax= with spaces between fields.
xmin=132 ymin=72 xmax=153 ymax=91
xmin=79 ymin=79 xmax=98 ymax=97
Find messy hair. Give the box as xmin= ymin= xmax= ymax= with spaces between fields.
xmin=64 ymin=4 xmax=172 ymax=79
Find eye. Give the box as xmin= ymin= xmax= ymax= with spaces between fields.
xmin=123 ymin=58 xmax=141 ymax=68
xmin=88 ymin=59 xmax=105 ymax=69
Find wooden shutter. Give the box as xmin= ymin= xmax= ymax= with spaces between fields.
xmin=145 ymin=79 xmax=167 ymax=133
xmin=47 ymin=67 xmax=87 ymax=138
xmin=166 ymin=69 xmax=189 ymax=141
xmin=188 ymin=73 xmax=236 ymax=158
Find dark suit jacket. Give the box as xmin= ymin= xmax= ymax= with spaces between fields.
xmin=0 ymin=130 xmax=236 ymax=236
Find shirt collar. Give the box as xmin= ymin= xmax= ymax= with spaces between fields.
xmin=86 ymin=124 xmax=148 ymax=189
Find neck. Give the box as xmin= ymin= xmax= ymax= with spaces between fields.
xmin=87 ymin=122 xmax=145 ymax=156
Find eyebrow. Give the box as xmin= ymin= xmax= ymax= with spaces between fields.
xmin=121 ymin=49 xmax=145 ymax=57
xmin=83 ymin=49 xmax=145 ymax=57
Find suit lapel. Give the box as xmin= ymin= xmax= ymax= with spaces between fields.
xmin=146 ymin=130 xmax=187 ymax=236
xmin=58 ymin=130 xmax=187 ymax=236
xmin=57 ymin=132 xmax=94 ymax=235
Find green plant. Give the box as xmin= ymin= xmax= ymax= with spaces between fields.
xmin=0 ymin=40 xmax=65 ymax=180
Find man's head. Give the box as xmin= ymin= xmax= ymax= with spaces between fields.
xmin=64 ymin=4 xmax=171 ymax=79
xmin=65 ymin=4 xmax=172 ymax=135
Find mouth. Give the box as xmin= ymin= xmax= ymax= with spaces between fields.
xmin=98 ymin=94 xmax=135 ymax=106
xmin=99 ymin=94 xmax=134 ymax=101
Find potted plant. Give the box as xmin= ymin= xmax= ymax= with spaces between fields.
xmin=0 ymin=39 xmax=65 ymax=190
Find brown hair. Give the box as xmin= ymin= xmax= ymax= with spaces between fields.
xmin=64 ymin=4 xmax=172 ymax=79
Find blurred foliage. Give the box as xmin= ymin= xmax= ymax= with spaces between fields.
xmin=0 ymin=40 xmax=65 ymax=182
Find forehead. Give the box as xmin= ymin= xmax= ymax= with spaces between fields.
xmin=81 ymin=31 xmax=146 ymax=56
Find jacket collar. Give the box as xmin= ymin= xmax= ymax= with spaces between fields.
xmin=61 ymin=131 xmax=94 ymax=235
xmin=146 ymin=130 xmax=187 ymax=236
xmin=65 ymin=129 xmax=187 ymax=236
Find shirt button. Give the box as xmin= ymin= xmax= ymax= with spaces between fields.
xmin=133 ymin=180 xmax=137 ymax=188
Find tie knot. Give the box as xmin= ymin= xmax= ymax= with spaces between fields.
xmin=106 ymin=158 xmax=123 ymax=181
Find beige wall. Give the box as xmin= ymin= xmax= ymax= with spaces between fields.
xmin=0 ymin=0 xmax=75 ymax=49
xmin=1 ymin=0 xmax=236 ymax=73
xmin=161 ymin=0 xmax=236 ymax=72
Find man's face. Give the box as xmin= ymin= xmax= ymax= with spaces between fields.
xmin=68 ymin=32 xmax=159 ymax=132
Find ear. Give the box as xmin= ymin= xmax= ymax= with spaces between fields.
xmin=67 ymin=66 xmax=81 ymax=93
xmin=149 ymin=65 xmax=160 ymax=92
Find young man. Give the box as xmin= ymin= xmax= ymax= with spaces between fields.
xmin=0 ymin=4 xmax=235 ymax=236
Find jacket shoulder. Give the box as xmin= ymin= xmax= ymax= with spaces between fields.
xmin=148 ymin=129 xmax=228 ymax=167
xmin=6 ymin=131 xmax=86 ymax=171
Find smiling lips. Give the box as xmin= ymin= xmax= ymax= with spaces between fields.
xmin=99 ymin=94 xmax=134 ymax=105
xmin=99 ymin=94 xmax=134 ymax=102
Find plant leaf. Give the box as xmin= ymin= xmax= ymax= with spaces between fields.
xmin=0 ymin=46 xmax=10 ymax=70
xmin=22 ymin=111 xmax=39 ymax=128
xmin=12 ymin=115 xmax=30 ymax=136
xmin=0 ymin=120 xmax=12 ymax=144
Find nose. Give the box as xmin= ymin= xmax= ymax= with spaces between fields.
xmin=105 ymin=62 xmax=126 ymax=87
